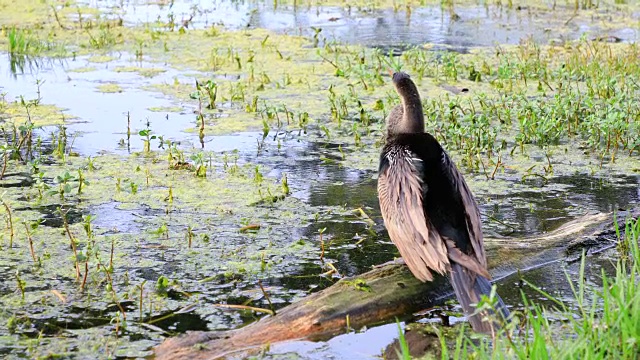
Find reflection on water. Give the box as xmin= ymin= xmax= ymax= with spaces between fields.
xmin=268 ymin=321 xmax=403 ymax=360
xmin=488 ymin=175 xmax=640 ymax=236
xmin=80 ymin=0 xmax=639 ymax=48
xmin=0 ymin=53 xmax=264 ymax=155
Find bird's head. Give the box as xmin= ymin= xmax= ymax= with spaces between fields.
xmin=386 ymin=72 xmax=424 ymax=135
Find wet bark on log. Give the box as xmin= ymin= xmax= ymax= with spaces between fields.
xmin=154 ymin=210 xmax=635 ymax=360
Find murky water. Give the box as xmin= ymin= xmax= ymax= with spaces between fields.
xmin=1 ymin=1 xmax=639 ymax=359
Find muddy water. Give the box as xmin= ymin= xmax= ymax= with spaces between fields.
xmin=1 ymin=1 xmax=640 ymax=359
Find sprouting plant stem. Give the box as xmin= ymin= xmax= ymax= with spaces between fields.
xmin=78 ymin=169 xmax=85 ymax=194
xmin=187 ymin=226 xmax=193 ymax=248
xmin=2 ymin=199 xmax=14 ymax=248
xmin=81 ymin=260 xmax=88 ymax=291
xmin=198 ymin=113 xmax=205 ymax=144
xmin=60 ymin=208 xmax=81 ymax=280
xmin=490 ymin=155 xmax=503 ymax=180
xmin=0 ymin=153 xmax=7 ymax=180
xmin=110 ymin=238 xmax=115 ymax=271
xmin=137 ymin=281 xmax=147 ymax=322
xmin=319 ymin=228 xmax=326 ymax=263
xmin=51 ymin=5 xmax=66 ymax=29
xmin=15 ymin=271 xmax=25 ymax=300
xmin=126 ymin=112 xmax=131 ymax=152
xmin=24 ymin=222 xmax=36 ymax=262
xmin=96 ymin=251 xmax=127 ymax=320
xmin=258 ymin=279 xmax=276 ymax=316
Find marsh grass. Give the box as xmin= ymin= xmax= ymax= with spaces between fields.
xmin=7 ymin=28 xmax=44 ymax=56
xmin=448 ymin=215 xmax=640 ymax=359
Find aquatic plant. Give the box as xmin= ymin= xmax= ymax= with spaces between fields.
xmin=1 ymin=195 xmax=15 ymax=248
xmin=7 ymin=28 xmax=44 ymax=56
xmin=139 ymin=129 xmax=156 ymax=153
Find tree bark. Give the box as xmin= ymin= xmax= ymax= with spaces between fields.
xmin=154 ymin=210 xmax=631 ymax=360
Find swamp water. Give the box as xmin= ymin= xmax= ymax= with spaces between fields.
xmin=0 ymin=0 xmax=639 ymax=358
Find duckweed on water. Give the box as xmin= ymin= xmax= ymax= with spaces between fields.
xmin=147 ymin=106 xmax=184 ymax=113
xmin=85 ymin=55 xmax=117 ymax=63
xmin=0 ymin=139 xmax=337 ymax=357
xmin=66 ymin=66 xmax=97 ymax=73
xmin=95 ymin=83 xmax=123 ymax=93
xmin=0 ymin=97 xmax=73 ymax=127
xmin=113 ymin=66 xmax=166 ymax=78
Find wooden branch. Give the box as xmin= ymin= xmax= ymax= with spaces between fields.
xmin=154 ymin=210 xmax=632 ymax=360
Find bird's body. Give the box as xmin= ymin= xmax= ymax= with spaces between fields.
xmin=377 ymin=72 xmax=509 ymax=333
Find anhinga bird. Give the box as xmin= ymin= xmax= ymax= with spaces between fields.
xmin=377 ymin=72 xmax=509 ymax=333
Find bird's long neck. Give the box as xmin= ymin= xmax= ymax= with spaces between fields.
xmin=397 ymin=83 xmax=424 ymax=134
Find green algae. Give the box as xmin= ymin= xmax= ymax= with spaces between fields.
xmin=147 ymin=106 xmax=184 ymax=113
xmin=95 ymin=83 xmax=123 ymax=93
xmin=86 ymin=55 xmax=116 ymax=63
xmin=0 ymin=133 xmax=327 ymax=357
xmin=0 ymin=99 xmax=73 ymax=127
xmin=113 ymin=66 xmax=166 ymax=78
xmin=67 ymin=66 xmax=97 ymax=73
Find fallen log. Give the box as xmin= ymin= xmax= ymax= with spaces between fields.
xmin=154 ymin=210 xmax=633 ymax=360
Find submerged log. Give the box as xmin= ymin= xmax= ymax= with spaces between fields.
xmin=155 ymin=210 xmax=633 ymax=360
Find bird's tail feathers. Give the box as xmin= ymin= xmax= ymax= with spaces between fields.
xmin=449 ymin=262 xmax=510 ymax=334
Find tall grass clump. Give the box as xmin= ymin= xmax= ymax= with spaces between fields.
xmin=454 ymin=215 xmax=640 ymax=359
xmin=7 ymin=27 xmax=44 ymax=56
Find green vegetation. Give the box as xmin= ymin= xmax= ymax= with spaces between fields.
xmin=95 ymin=83 xmax=123 ymax=93
xmin=7 ymin=28 xmax=45 ymax=56
xmin=447 ymin=216 xmax=640 ymax=359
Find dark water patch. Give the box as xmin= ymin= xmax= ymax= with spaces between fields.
xmin=484 ymin=174 xmax=639 ymax=236
xmin=301 ymin=219 xmax=397 ymax=279
xmin=11 ymin=202 xmax=84 ymax=227
xmin=148 ymin=311 xmax=209 ymax=333
xmin=372 ymin=43 xmax=470 ymax=55
xmin=33 ymin=204 xmax=83 ymax=228
xmin=495 ymin=251 xmax=620 ymax=313
xmin=28 ymin=313 xmax=111 ymax=335
xmin=0 ymin=172 xmax=33 ymax=188
xmin=90 ymin=202 xmax=142 ymax=234
xmin=9 ymin=304 xmax=133 ymax=339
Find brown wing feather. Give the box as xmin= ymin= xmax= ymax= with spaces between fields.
xmin=442 ymin=153 xmax=488 ymax=270
xmin=377 ymin=152 xmax=449 ymax=282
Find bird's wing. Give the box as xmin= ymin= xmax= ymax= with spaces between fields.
xmin=440 ymin=152 xmax=488 ymax=270
xmin=377 ymin=148 xmax=449 ymax=282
